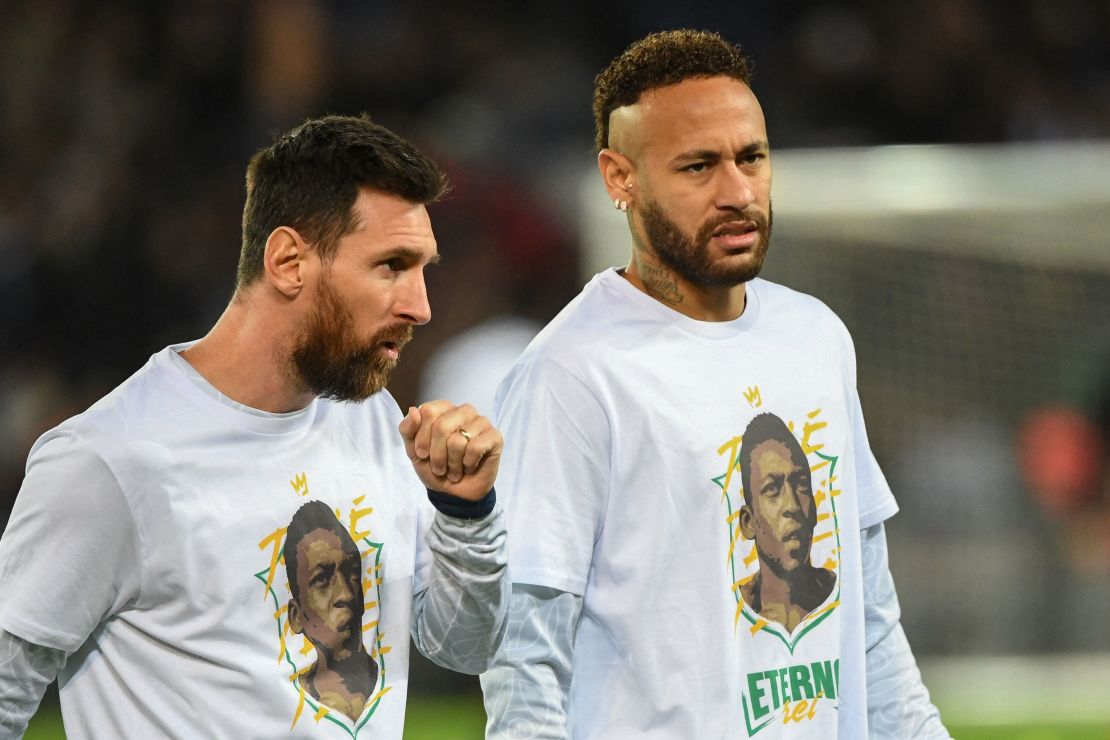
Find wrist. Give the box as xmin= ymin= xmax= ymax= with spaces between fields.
xmin=426 ymin=486 xmax=497 ymax=519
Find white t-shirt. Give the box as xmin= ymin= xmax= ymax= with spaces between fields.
xmin=0 ymin=345 xmax=438 ymax=739
xmin=495 ymin=270 xmax=898 ymax=739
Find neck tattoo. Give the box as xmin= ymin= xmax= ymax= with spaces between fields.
xmin=638 ymin=260 xmax=683 ymax=306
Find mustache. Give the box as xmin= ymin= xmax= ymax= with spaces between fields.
xmin=373 ymin=323 xmax=414 ymax=348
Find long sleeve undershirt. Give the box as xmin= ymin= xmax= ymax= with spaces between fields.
xmin=0 ymin=505 xmax=508 ymax=739
xmin=481 ymin=523 xmax=951 ymax=739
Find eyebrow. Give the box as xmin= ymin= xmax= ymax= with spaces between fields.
xmin=380 ymin=247 xmax=441 ymax=265
xmin=672 ymin=140 xmax=770 ymax=164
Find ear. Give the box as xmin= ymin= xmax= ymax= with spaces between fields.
xmin=597 ymin=148 xmax=636 ymax=207
xmin=263 ymin=226 xmax=310 ymax=297
xmin=287 ymin=599 xmax=304 ymax=635
xmin=739 ymin=504 xmax=756 ymax=541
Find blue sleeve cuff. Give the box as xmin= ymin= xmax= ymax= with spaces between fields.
xmin=426 ymin=487 xmax=497 ymax=520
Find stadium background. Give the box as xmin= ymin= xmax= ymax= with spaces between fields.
xmin=2 ymin=1 xmax=1108 ymax=737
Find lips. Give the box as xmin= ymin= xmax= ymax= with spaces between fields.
xmin=710 ymin=220 xmax=759 ymax=250
xmin=333 ymin=605 xmax=357 ymax=633
xmin=781 ymin=526 xmax=806 ymax=542
xmin=379 ymin=341 xmax=401 ymax=361
xmin=373 ymin=325 xmax=413 ymax=362
xmin=712 ymin=220 xmax=757 ymax=237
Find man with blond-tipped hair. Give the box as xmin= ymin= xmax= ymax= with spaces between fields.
xmin=481 ymin=30 xmax=949 ymax=739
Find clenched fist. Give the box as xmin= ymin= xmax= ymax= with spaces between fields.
xmin=398 ymin=400 xmax=502 ymax=501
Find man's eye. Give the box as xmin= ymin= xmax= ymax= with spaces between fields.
xmin=683 ymin=162 xmax=708 ymax=173
xmin=383 ymin=258 xmax=402 ymax=272
xmin=740 ymin=153 xmax=765 ymax=165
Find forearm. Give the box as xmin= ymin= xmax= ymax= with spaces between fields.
xmin=863 ymin=524 xmax=950 ymax=739
xmin=481 ymin=584 xmax=580 ymax=740
xmin=411 ymin=502 xmax=509 ymax=674
xmin=0 ymin=629 xmax=67 ymax=739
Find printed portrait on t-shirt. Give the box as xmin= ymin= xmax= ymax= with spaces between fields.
xmin=283 ymin=501 xmax=379 ymax=722
xmin=736 ymin=413 xmax=836 ymax=631
xmin=713 ymin=398 xmax=846 ymax=736
xmin=255 ymin=482 xmax=391 ymax=736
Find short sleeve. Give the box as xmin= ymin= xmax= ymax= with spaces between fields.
xmin=0 ymin=432 xmax=144 ymax=652
xmin=833 ymin=321 xmax=899 ymax=529
xmin=495 ymin=357 xmax=610 ymax=596
xmin=850 ymin=389 xmax=899 ymax=529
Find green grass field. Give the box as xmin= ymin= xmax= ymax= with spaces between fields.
xmin=22 ymin=693 xmax=488 ymax=740
xmin=23 ymin=693 xmax=1110 ymax=739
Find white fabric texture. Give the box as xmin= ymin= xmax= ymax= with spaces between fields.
xmin=0 ymin=629 xmax=68 ymax=739
xmin=484 ymin=269 xmax=908 ymax=739
xmin=0 ymin=344 xmax=508 ymax=739
xmin=483 ymin=525 xmax=949 ymax=740
xmin=481 ymin=585 xmax=580 ymax=740
xmin=861 ymin=525 xmax=950 ymax=739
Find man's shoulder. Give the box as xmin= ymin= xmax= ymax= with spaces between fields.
xmin=753 ymin=278 xmax=840 ymax=321
xmin=23 ymin=350 xmax=180 ymax=483
xmin=512 ymin=273 xmax=626 ymax=364
xmin=51 ymin=350 xmax=173 ymax=440
xmin=752 ymin=278 xmax=853 ymax=343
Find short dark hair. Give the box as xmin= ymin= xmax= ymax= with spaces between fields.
xmin=283 ymin=500 xmax=361 ymax=602
xmin=739 ymin=413 xmax=809 ymax=508
xmin=237 ymin=114 xmax=448 ymax=287
xmin=593 ymin=29 xmax=754 ymax=152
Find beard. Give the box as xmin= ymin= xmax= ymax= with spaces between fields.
xmin=290 ymin=278 xmax=412 ymax=402
xmin=639 ymin=198 xmax=773 ymax=287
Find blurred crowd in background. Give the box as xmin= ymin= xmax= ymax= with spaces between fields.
xmin=2 ymin=0 xmax=1110 ymax=674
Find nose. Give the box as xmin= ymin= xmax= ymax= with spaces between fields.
xmin=782 ymin=481 xmax=803 ymax=517
xmin=333 ymin=573 xmax=356 ymax=605
xmin=395 ymin=271 xmax=431 ymax=325
xmin=714 ymin=161 xmax=757 ymax=212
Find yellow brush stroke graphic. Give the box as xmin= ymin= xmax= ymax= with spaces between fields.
xmin=732 ymin=574 xmax=754 ymax=592
xmin=743 ymin=546 xmax=759 ymax=567
xmin=801 ymin=417 xmax=827 ymax=455
xmin=290 ymin=683 xmax=306 ymax=729
xmin=727 ymin=522 xmax=746 ymax=564
xmin=368 ymin=685 xmax=393 ymax=706
xmin=349 ymin=498 xmax=374 ymax=541
xmin=808 ymin=600 xmax=841 ymax=622
xmin=257 ymin=527 xmax=288 ymax=596
xmin=717 ymin=435 xmax=742 ymax=501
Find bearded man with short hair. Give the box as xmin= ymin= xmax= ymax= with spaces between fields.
xmin=481 ymin=30 xmax=950 ymax=740
xmin=0 ymin=114 xmax=509 ymax=739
